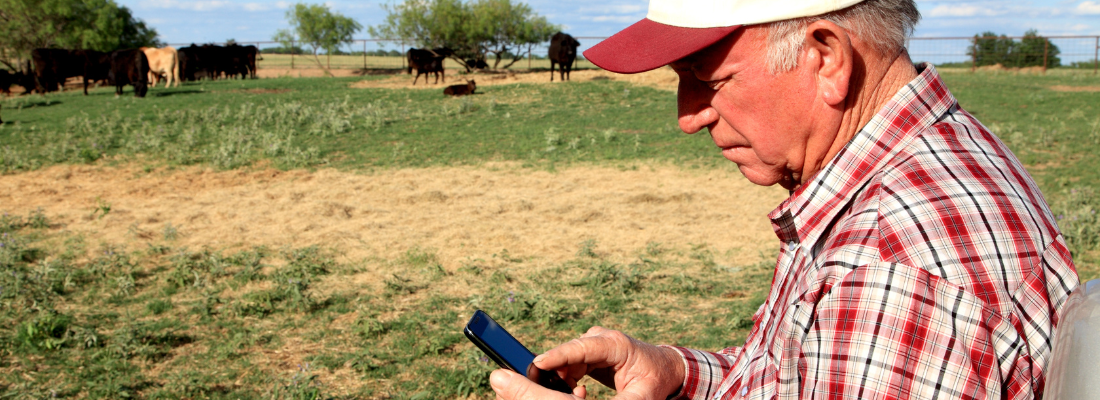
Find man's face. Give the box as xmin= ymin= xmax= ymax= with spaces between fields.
xmin=671 ymin=26 xmax=819 ymax=190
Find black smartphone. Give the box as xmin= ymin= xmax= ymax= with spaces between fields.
xmin=464 ymin=310 xmax=572 ymax=394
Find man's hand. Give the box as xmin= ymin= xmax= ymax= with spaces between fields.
xmin=490 ymin=326 xmax=685 ymax=400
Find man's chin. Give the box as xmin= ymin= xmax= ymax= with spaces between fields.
xmin=735 ymin=165 xmax=795 ymax=189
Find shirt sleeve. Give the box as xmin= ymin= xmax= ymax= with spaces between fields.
xmin=662 ymin=345 xmax=741 ymax=400
xmin=799 ymin=261 xmax=1027 ymax=400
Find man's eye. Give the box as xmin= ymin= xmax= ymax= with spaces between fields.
xmin=702 ymin=79 xmax=727 ymax=90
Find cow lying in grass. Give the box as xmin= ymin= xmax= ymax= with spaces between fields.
xmin=443 ymin=80 xmax=476 ymax=96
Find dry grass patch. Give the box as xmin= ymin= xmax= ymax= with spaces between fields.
xmin=0 ymin=162 xmax=785 ymax=271
xmin=350 ymin=67 xmax=680 ymax=92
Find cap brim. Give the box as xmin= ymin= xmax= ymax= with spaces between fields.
xmin=583 ymin=19 xmax=741 ymax=74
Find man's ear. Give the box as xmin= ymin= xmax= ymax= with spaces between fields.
xmin=802 ymin=20 xmax=852 ymax=106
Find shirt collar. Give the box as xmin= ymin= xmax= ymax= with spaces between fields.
xmin=768 ymin=63 xmax=959 ymax=248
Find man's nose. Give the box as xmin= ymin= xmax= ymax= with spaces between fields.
xmin=677 ymin=78 xmax=718 ymax=135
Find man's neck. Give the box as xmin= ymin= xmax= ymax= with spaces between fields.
xmin=799 ymin=51 xmax=918 ymax=189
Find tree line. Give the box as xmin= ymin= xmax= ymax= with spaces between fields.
xmin=0 ymin=0 xmax=160 ymax=71
xmin=273 ymin=0 xmax=558 ymax=73
xmin=967 ymin=29 xmax=1061 ymax=68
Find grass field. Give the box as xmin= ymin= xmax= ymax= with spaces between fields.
xmin=1 ymin=68 xmax=1099 ymax=399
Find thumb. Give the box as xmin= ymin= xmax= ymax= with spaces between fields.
xmin=490 ymin=369 xmax=575 ymax=400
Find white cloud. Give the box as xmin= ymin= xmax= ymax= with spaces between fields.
xmin=1076 ymin=1 xmax=1100 ymax=14
xmin=243 ymin=3 xmax=268 ymax=11
xmin=142 ymin=0 xmax=232 ymax=11
xmin=588 ymin=15 xmax=638 ymax=23
xmin=577 ymin=4 xmax=644 ymax=15
xmin=926 ymin=5 xmax=1004 ymax=17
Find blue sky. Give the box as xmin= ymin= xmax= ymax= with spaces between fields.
xmin=123 ymin=0 xmax=1100 ymax=50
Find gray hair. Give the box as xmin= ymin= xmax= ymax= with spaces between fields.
xmin=764 ymin=0 xmax=920 ymax=73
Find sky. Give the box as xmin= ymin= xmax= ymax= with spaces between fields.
xmin=121 ymin=0 xmax=1100 ymax=59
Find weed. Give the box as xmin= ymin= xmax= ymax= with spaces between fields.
xmin=576 ymin=239 xmax=599 ymax=258
xmin=27 ymin=208 xmax=49 ymax=229
xmin=162 ymin=222 xmax=180 ymax=240
xmin=0 ymin=211 xmax=24 ymax=233
xmin=91 ymin=197 xmax=112 ymax=219
xmin=146 ymin=299 xmax=172 ymax=315
xmin=267 ymin=364 xmax=325 ymax=400
xmin=1050 ymin=186 xmax=1100 ymax=258
xmin=15 ymin=310 xmax=73 ymax=350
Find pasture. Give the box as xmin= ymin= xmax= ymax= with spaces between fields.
xmin=0 ymin=68 xmax=1098 ymax=399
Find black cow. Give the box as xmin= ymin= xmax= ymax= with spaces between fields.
xmin=464 ymin=58 xmax=489 ymax=71
xmin=73 ymin=50 xmax=111 ymax=95
xmin=407 ymin=47 xmax=453 ymax=85
xmin=178 ymin=45 xmax=200 ymax=81
xmin=0 ymin=69 xmax=15 ymax=96
xmin=242 ymin=45 xmax=260 ymax=79
xmin=548 ymin=32 xmax=580 ymax=82
xmin=108 ymin=49 xmax=150 ymax=97
xmin=31 ymin=48 xmax=83 ymax=93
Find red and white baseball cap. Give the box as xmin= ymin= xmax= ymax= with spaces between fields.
xmin=584 ymin=0 xmax=866 ymax=73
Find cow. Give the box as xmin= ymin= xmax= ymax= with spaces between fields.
xmin=31 ymin=48 xmax=83 ymax=93
xmin=407 ymin=47 xmax=453 ymax=85
xmin=141 ymin=46 xmax=178 ymax=88
xmin=443 ymin=79 xmax=476 ymax=96
xmin=73 ymin=50 xmax=111 ymax=95
xmin=108 ymin=49 xmax=150 ymax=97
xmin=0 ymin=69 xmax=15 ymax=96
xmin=242 ymin=45 xmax=260 ymax=78
xmin=548 ymin=32 xmax=580 ymax=82
xmin=464 ymin=58 xmax=489 ymax=71
xmin=177 ymin=45 xmax=200 ymax=81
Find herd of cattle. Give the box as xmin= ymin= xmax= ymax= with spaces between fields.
xmin=0 ymin=44 xmax=259 ymax=98
xmin=0 ymin=32 xmax=581 ymax=99
xmin=406 ymin=32 xmax=581 ymax=85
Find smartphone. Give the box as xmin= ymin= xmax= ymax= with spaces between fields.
xmin=464 ymin=310 xmax=572 ymax=394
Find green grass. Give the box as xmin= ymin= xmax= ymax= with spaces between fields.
xmin=0 ymin=75 xmax=714 ymax=172
xmin=1 ymin=69 xmax=1099 ymax=399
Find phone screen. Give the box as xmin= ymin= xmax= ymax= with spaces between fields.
xmin=464 ymin=310 xmax=572 ymax=393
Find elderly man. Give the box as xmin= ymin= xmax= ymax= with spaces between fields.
xmin=490 ymin=0 xmax=1081 ymax=399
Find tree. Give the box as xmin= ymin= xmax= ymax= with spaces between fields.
xmin=0 ymin=0 xmax=160 ymax=69
xmin=1015 ymin=29 xmax=1060 ymax=68
xmin=275 ymin=3 xmax=362 ymax=76
xmin=370 ymin=0 xmax=558 ymax=70
xmin=968 ymin=29 xmax=1060 ymax=68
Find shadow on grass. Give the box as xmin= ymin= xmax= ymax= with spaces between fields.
xmin=150 ymin=89 xmax=205 ymax=97
xmin=1 ymin=99 xmax=64 ymax=109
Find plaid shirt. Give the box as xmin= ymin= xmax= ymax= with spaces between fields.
xmin=669 ymin=64 xmax=1079 ymax=400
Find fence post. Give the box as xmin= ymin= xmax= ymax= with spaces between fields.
xmin=291 ymin=40 xmax=295 ymax=70
xmin=971 ymin=37 xmax=977 ymax=72
xmin=1043 ymin=39 xmax=1048 ymax=74
xmin=1094 ymin=36 xmax=1098 ymax=75
xmin=363 ymin=40 xmax=367 ymax=70
xmin=528 ymin=44 xmax=532 ymax=69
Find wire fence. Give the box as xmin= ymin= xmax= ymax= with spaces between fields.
xmin=170 ymin=35 xmax=1097 ymax=74
xmin=4 ymin=35 xmax=1094 ymax=75
xmin=166 ymin=38 xmax=609 ymax=72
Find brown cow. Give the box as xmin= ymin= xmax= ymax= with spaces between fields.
xmin=141 ymin=46 xmax=179 ymax=88
xmin=443 ymin=80 xmax=476 ymax=96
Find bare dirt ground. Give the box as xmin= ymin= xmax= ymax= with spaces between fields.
xmin=349 ymin=67 xmax=680 ymax=92
xmin=0 ymin=162 xmax=786 ymax=271
xmin=1049 ymin=85 xmax=1100 ymax=92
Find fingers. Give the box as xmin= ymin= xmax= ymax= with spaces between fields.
xmin=491 ymin=369 xmax=579 ymax=400
xmin=533 ymin=327 xmax=632 ymax=372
